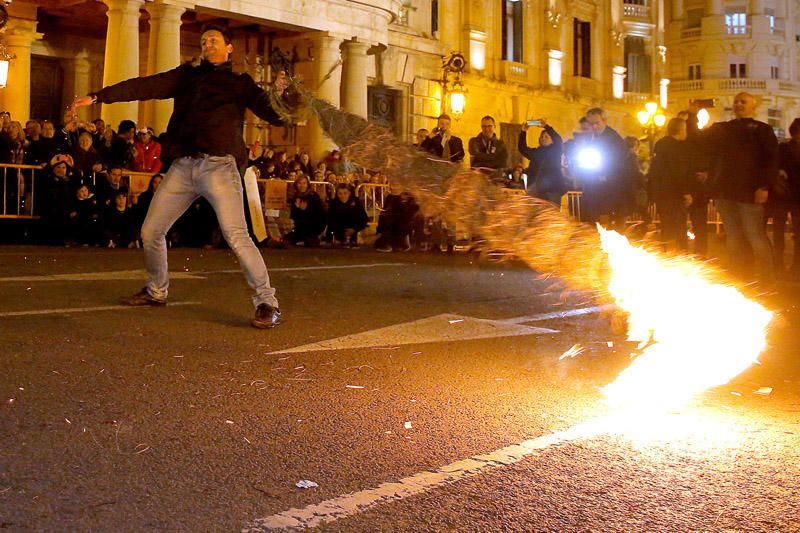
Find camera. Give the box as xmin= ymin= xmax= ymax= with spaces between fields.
xmin=526 ymin=119 xmax=542 ymax=127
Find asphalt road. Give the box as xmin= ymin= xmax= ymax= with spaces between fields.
xmin=1 ymin=245 xmax=798 ymax=532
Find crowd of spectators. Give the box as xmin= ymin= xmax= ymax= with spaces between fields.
xmin=3 ymin=95 xmax=800 ymax=285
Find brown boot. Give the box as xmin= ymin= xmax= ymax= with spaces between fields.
xmin=120 ymin=287 xmax=166 ymax=307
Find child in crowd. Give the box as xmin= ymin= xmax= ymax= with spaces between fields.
xmin=67 ymin=183 xmax=100 ymax=246
xmin=103 ymin=189 xmax=137 ymax=248
xmin=327 ymin=183 xmax=368 ymax=247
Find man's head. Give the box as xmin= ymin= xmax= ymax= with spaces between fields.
xmin=108 ymin=166 xmax=124 ymax=187
xmin=790 ymin=118 xmax=800 ymax=141
xmin=52 ymin=162 xmax=68 ymax=178
xmin=578 ymin=116 xmax=591 ymax=134
xmin=586 ymin=108 xmax=607 ymax=134
xmin=667 ymin=118 xmax=687 ymax=140
xmin=118 ymin=120 xmax=136 ymax=141
xmin=480 ymin=115 xmax=496 ymax=139
xmin=415 ymin=128 xmax=429 ymax=144
xmin=733 ymin=92 xmax=756 ymax=119
xmin=41 ymin=120 xmax=55 ymax=139
xmin=436 ymin=114 xmax=451 ymax=133
xmin=201 ymin=24 xmax=233 ymax=65
xmin=336 ymin=183 xmax=352 ymax=203
xmin=677 ymin=110 xmax=689 ymax=121
xmin=93 ymin=118 xmax=105 ymax=135
xmin=25 ymin=120 xmax=41 ymax=138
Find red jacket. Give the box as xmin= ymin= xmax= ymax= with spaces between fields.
xmin=133 ymin=139 xmax=163 ymax=173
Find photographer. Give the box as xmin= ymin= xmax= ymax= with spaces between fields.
xmin=420 ymin=114 xmax=464 ymax=163
xmin=577 ymin=108 xmax=628 ymax=227
xmin=518 ymin=118 xmax=565 ymax=205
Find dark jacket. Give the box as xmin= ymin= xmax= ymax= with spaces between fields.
xmin=778 ymin=140 xmax=800 ymax=204
xmin=289 ymin=189 xmax=326 ymax=237
xmin=647 ymin=136 xmax=693 ymax=203
xmin=518 ymin=125 xmax=565 ymax=195
xmin=420 ymin=133 xmax=465 ymax=162
xmin=704 ymin=118 xmax=778 ymax=203
xmin=468 ymin=133 xmax=508 ymax=170
xmin=90 ymin=60 xmax=284 ymax=168
xmin=327 ymin=194 xmax=368 ymax=234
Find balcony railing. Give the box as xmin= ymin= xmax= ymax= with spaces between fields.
xmin=623 ymin=92 xmax=651 ymax=105
xmin=670 ymin=78 xmax=798 ymax=93
xmin=680 ymin=27 xmax=701 ymax=38
xmin=623 ymin=2 xmax=650 ymax=18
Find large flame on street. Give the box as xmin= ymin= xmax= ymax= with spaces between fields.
xmin=599 ymin=228 xmax=773 ymax=411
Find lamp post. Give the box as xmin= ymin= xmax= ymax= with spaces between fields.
xmin=441 ymin=52 xmax=467 ymax=119
xmin=637 ymin=101 xmax=666 ymax=155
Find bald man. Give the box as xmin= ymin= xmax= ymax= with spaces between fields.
xmin=704 ymin=92 xmax=778 ymax=285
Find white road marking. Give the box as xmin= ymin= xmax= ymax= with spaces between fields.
xmin=244 ymin=423 xmax=598 ymax=531
xmin=209 ymin=262 xmax=405 ymax=274
xmin=268 ymin=313 xmax=559 ymax=354
xmin=499 ymin=305 xmax=613 ymax=324
xmin=0 ymin=301 xmax=200 ymax=317
xmin=0 ymin=270 xmax=205 ymax=282
xmin=0 ymin=263 xmax=406 ymax=282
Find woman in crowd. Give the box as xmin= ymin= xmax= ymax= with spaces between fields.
xmin=72 ymin=131 xmax=105 ymax=177
xmin=507 ymin=166 xmax=526 ymax=190
xmin=67 ymin=183 xmax=101 ymax=246
xmin=285 ymin=174 xmax=326 ymax=246
xmin=134 ymin=173 xmax=163 ymax=226
xmin=327 ymin=183 xmax=368 ymax=247
xmin=517 ymin=118 xmax=566 ymax=205
xmin=296 ymin=151 xmax=313 ymax=176
xmin=132 ymin=127 xmax=163 ymax=173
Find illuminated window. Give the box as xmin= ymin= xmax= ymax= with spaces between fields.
xmin=548 ymin=49 xmax=563 ymax=86
xmin=573 ymin=19 xmax=591 ymax=78
xmin=725 ymin=10 xmax=746 ymax=34
xmin=502 ymin=0 xmax=523 ymax=62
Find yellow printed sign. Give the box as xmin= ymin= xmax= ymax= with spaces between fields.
xmin=264 ymin=179 xmax=289 ymax=211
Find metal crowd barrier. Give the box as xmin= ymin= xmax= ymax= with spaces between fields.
xmin=254 ymin=178 xmax=336 ymax=211
xmin=1 ymin=163 xmax=43 ymax=219
xmin=355 ymin=183 xmax=390 ymax=223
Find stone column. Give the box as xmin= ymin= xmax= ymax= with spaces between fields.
xmin=101 ymin=0 xmax=144 ymax=130
xmin=1 ymin=18 xmax=42 ymax=123
xmin=144 ymin=1 xmax=184 ymax=135
xmin=340 ymin=37 xmax=370 ymax=119
xmin=73 ymin=51 xmax=93 ymax=122
xmin=309 ymin=34 xmax=342 ymax=160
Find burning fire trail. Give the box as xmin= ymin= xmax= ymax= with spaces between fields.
xmin=272 ymin=86 xmax=774 ymax=411
xmin=599 ymin=228 xmax=773 ymax=411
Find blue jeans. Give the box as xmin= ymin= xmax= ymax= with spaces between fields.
xmin=715 ymin=198 xmax=775 ymax=282
xmin=140 ymin=155 xmax=278 ymax=308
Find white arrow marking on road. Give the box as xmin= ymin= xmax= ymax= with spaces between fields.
xmin=268 ymin=313 xmax=559 ymax=354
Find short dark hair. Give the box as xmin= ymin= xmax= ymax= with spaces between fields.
xmin=437 ymin=114 xmax=451 ymax=122
xmin=578 ymin=117 xmax=589 ymax=125
xmin=118 ymin=120 xmax=136 ymax=134
xmin=481 ymin=115 xmax=495 ymax=124
xmin=200 ymin=23 xmax=232 ymax=45
xmin=790 ymin=118 xmax=800 ymax=137
xmin=114 ymin=188 xmax=129 ymax=199
xmin=586 ymin=107 xmax=606 ymax=119
xmin=667 ymin=118 xmax=686 ymax=136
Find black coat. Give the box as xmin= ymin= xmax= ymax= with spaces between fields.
xmin=91 ymin=60 xmax=284 ymax=168
xmin=518 ymin=125 xmax=564 ymax=195
xmin=327 ymin=195 xmax=368 ymax=233
xmin=703 ymin=118 xmax=778 ymax=203
xmin=647 ymin=136 xmax=693 ymax=203
xmin=420 ymin=134 xmax=465 ymax=162
xmin=468 ymin=133 xmax=508 ymax=170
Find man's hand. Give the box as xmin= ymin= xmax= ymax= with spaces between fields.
xmin=274 ymin=71 xmax=289 ymax=96
xmin=539 ymin=117 xmax=548 ymax=128
xmin=695 ymin=171 xmax=708 ymax=183
xmin=294 ymin=197 xmax=308 ymax=210
xmin=754 ymin=188 xmax=769 ymax=204
xmin=521 ymin=122 xmax=528 ymax=132
xmin=683 ymin=194 xmax=693 ymax=207
xmin=70 ymin=95 xmax=95 ymax=113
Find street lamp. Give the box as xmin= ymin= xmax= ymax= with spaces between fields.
xmin=638 ymin=101 xmax=666 ymax=154
xmin=441 ymin=52 xmax=467 ymax=119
